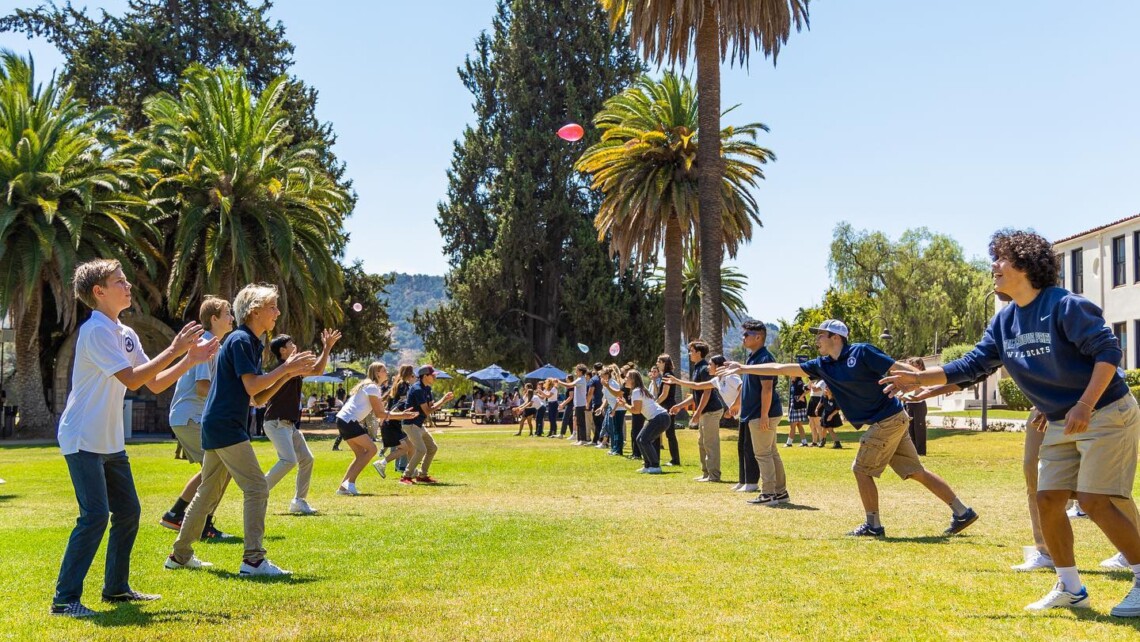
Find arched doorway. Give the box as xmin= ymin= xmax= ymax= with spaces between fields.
xmin=53 ymin=310 xmax=178 ymax=433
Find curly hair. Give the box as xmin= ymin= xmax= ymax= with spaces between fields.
xmin=988 ymin=229 xmax=1059 ymax=290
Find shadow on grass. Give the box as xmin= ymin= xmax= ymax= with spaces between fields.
xmin=0 ymin=493 xmax=16 ymax=503
xmin=966 ymin=610 xmax=1140 ymax=630
xmin=90 ymin=603 xmax=234 ymax=627
xmin=202 ymin=567 xmax=322 ymax=584
xmin=769 ymin=502 xmax=820 ymax=512
xmin=884 ymin=535 xmax=953 ymax=544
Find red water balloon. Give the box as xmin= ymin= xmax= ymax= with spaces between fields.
xmin=557 ymin=123 xmax=584 ymax=142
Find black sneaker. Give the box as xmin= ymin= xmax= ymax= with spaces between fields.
xmin=102 ymin=590 xmax=161 ymax=603
xmin=201 ymin=523 xmax=234 ymax=540
xmin=159 ymin=511 xmax=182 ymax=531
xmin=50 ymin=602 xmax=96 ymax=617
xmin=944 ymin=507 xmax=979 ymax=535
xmin=772 ymin=490 xmax=791 ymax=504
xmin=847 ymin=523 xmax=886 ymax=537
xmin=747 ymin=493 xmax=780 ymax=506
xmin=832 ymin=441 xmax=843 ymax=449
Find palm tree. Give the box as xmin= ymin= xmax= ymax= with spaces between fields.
xmin=0 ymin=51 xmax=154 ymax=436
xmin=651 ymin=251 xmax=749 ymax=344
xmin=575 ymin=72 xmax=773 ymax=361
xmin=599 ymin=0 xmax=810 ymax=355
xmin=136 ymin=65 xmax=349 ymax=337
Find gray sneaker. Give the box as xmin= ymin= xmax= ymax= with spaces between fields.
xmin=50 ymin=602 xmax=96 ymax=617
xmin=1110 ymin=580 xmax=1140 ymax=618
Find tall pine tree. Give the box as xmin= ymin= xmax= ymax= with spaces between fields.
xmin=416 ymin=0 xmax=662 ymax=372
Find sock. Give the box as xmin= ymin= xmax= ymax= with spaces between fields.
xmin=949 ymin=498 xmax=968 ymax=517
xmin=866 ymin=512 xmax=881 ymax=528
xmin=171 ymin=497 xmax=189 ymax=515
xmin=1056 ymin=566 xmax=1081 ymax=592
xmin=1132 ymin=563 xmax=1140 ymax=583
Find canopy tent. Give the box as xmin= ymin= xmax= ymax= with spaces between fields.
xmin=466 ymin=364 xmax=519 ymax=388
xmin=327 ymin=366 xmax=366 ymax=380
xmin=302 ymin=375 xmax=343 ymax=384
xmin=430 ymin=369 xmax=453 ymax=380
xmin=524 ymin=363 xmax=568 ymax=381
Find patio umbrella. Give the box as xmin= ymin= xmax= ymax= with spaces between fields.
xmin=466 ymin=364 xmax=514 ymax=387
xmin=524 ymin=364 xmax=568 ymax=380
xmin=432 ymin=370 xmax=452 ymax=380
xmin=327 ymin=366 xmax=366 ymax=380
xmin=302 ymin=375 xmax=344 ymax=384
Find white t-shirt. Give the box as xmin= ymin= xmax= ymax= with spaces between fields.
xmin=572 ymin=377 xmax=587 ymax=406
xmin=168 ymin=331 xmax=217 ymax=427
xmin=57 ymin=311 xmax=149 ymax=455
xmin=530 ymin=393 xmax=544 ymax=409
xmin=631 ymin=388 xmax=667 ymax=420
xmin=601 ymin=379 xmax=619 ymax=407
xmin=336 ymin=383 xmax=381 ymax=423
xmin=810 ymin=379 xmax=827 ymax=396
xmin=716 ymin=374 xmax=743 ymax=409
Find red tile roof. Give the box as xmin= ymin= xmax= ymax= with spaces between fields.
xmin=1053 ymin=213 xmax=1140 ymax=245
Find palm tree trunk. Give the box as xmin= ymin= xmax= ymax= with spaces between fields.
xmin=663 ymin=216 xmax=684 ymax=363
xmin=13 ymin=287 xmax=55 ymax=437
xmin=696 ymin=0 xmax=724 ymax=355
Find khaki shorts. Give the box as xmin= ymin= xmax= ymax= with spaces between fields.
xmin=852 ymin=410 xmax=924 ymax=479
xmin=1038 ymin=395 xmax=1140 ymax=496
xmin=171 ymin=419 xmax=205 ymax=464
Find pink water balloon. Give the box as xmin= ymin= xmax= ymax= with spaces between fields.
xmin=608 ymin=342 xmax=620 ymax=357
xmin=557 ymin=123 xmax=584 ymax=142
xmin=352 ymin=302 xmax=363 ymax=313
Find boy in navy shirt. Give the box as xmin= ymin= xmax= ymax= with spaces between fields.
xmin=724 ymin=319 xmax=977 ymax=535
xmin=882 ymin=229 xmax=1140 ymax=617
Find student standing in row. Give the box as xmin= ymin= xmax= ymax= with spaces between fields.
xmin=52 ymin=260 xmax=218 ymax=617
xmin=400 ymin=366 xmax=454 ymax=484
xmin=263 ymin=329 xmax=341 ymax=513
xmin=616 ymin=371 xmax=670 ymax=474
xmin=671 ymin=341 xmax=724 ymax=482
xmin=655 ymin=355 xmax=681 ymax=466
xmin=165 ymin=283 xmax=315 ymax=577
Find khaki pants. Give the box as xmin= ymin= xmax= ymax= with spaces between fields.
xmin=403 ymin=423 xmax=438 ymax=477
xmin=170 ymin=420 xmax=205 ymax=464
xmin=748 ymin=417 xmax=786 ymax=495
xmin=173 ymin=440 xmax=268 ymax=565
xmin=263 ymin=419 xmax=313 ymax=500
xmin=1024 ymin=406 xmax=1140 ymax=552
xmin=697 ymin=410 xmax=724 ymax=481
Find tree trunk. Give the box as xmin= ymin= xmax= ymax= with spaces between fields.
xmin=663 ymin=216 xmax=684 ymax=364
xmin=13 ymin=287 xmax=55 ymax=437
xmin=696 ymin=1 xmax=724 ymax=355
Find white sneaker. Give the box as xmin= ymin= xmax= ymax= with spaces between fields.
xmin=289 ymin=498 xmax=318 ymax=515
xmin=636 ymin=467 xmax=649 ymax=473
xmin=730 ymin=483 xmax=743 ymax=491
xmin=595 ymin=443 xmax=607 ymax=449
xmin=239 ymin=558 xmax=292 ymax=577
xmin=1011 ymin=546 xmax=1054 ymax=572
xmin=694 ymin=475 xmax=710 ymax=482
xmin=1110 ymin=580 xmax=1140 ymax=617
xmin=785 ymin=439 xmax=793 ymax=447
xmin=1100 ymin=552 xmax=1130 ymax=569
xmin=164 ymin=554 xmax=213 ymax=570
xmin=645 ymin=467 xmax=663 ymax=474
xmin=336 ymin=482 xmax=358 ymax=496
xmin=1066 ymin=504 xmax=1088 ymax=519
xmin=371 ymin=459 xmax=387 ymax=479
xmin=740 ymin=484 xmax=758 ymax=492
xmin=1024 ymin=581 xmax=1090 ymax=612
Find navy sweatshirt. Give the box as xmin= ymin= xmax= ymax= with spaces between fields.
xmin=942 ymin=287 xmax=1127 ymax=421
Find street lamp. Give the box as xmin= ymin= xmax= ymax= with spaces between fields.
xmin=979 ymin=290 xmax=997 ymax=430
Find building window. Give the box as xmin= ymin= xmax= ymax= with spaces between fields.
xmin=1113 ymin=322 xmax=1127 ymax=366
xmin=1071 ymin=248 xmax=1083 ymax=294
xmin=1112 ymin=235 xmax=1126 ymax=287
xmin=1135 ymin=320 xmax=1140 ymax=370
xmin=1134 ymin=232 xmax=1140 ymax=283
xmin=1056 ymin=252 xmax=1065 ymax=287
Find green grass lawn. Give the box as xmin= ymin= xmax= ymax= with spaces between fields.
xmin=2 ymin=425 xmax=1139 ymax=641
xmin=929 ymin=409 xmax=1032 ymax=420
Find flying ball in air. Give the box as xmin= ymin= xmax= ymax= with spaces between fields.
xmin=609 ymin=342 xmax=621 ymax=357
xmin=352 ymin=302 xmax=363 ymax=313
xmin=577 ymin=343 xmax=590 ymax=353
xmin=557 ymin=123 xmax=584 ymax=142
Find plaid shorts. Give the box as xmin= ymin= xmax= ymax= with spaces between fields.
xmin=789 ymin=407 xmax=808 ymax=423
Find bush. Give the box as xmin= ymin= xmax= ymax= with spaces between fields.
xmin=939 ymin=343 xmax=976 ymax=365
xmin=1125 ymin=369 xmax=1140 ymax=388
xmin=998 ymin=378 xmax=1032 ymax=411
xmin=1132 ymin=385 xmax=1140 ymax=404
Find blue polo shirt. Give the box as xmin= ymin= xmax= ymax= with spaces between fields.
xmin=588 ymin=374 xmax=603 ymax=408
xmin=201 ymin=325 xmax=263 ymax=450
xmin=799 ymin=343 xmax=903 ymax=426
xmin=403 ymin=381 xmax=433 ymax=427
xmin=690 ymin=360 xmax=724 ymax=412
xmin=740 ymin=347 xmax=783 ymax=422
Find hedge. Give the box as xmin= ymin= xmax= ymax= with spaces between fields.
xmin=997 ymin=378 xmax=1032 ymax=411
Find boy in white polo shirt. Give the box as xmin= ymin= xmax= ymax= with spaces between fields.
xmin=51 ymin=260 xmax=218 ymax=618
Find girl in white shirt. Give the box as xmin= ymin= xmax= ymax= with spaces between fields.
xmin=334 ymin=363 xmax=415 ymax=495
xmin=615 ymin=370 xmax=670 ymax=474
xmin=515 ymin=384 xmax=539 ymax=436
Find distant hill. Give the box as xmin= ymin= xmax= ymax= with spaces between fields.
xmin=382 ymin=273 xmax=447 ymax=364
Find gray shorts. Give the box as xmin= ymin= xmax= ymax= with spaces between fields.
xmin=171 ymin=419 xmax=204 ymax=464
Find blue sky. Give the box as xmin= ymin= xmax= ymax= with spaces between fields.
xmin=3 ymin=1 xmax=1138 ymax=324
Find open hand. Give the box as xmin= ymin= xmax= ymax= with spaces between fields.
xmin=1030 ymin=409 xmax=1048 ymax=433
xmin=170 ymin=322 xmax=205 ymax=356
xmin=321 ymin=328 xmax=342 ymax=351
xmin=186 ymin=335 xmax=220 ymax=364
xmin=285 ymin=350 xmax=317 ymax=373
xmin=879 ymin=367 xmax=922 ymax=398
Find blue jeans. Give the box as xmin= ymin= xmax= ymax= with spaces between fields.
xmin=535 ymin=405 xmax=547 ymax=436
xmin=54 ymin=450 xmax=140 ymax=604
xmin=610 ymin=410 xmax=626 ymax=455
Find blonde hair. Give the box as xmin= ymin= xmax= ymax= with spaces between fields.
xmin=73 ymin=259 xmax=122 ymax=308
xmin=353 ymin=362 xmax=387 ymax=395
xmin=233 ymin=283 xmax=278 ymax=326
xmin=198 ymin=296 xmax=230 ymax=328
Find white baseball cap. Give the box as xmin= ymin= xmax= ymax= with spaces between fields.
xmin=808 ymin=319 xmax=849 ymax=339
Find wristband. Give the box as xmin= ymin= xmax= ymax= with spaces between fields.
xmin=1076 ymin=400 xmax=1095 ymax=411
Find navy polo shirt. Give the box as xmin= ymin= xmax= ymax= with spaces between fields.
xmin=799 ymin=343 xmax=903 ymax=426
xmin=690 ymin=360 xmax=723 ymax=412
xmin=403 ymin=381 xmax=433 ymax=427
xmin=588 ymin=374 xmax=603 ymax=408
xmin=201 ymin=324 xmax=263 ymax=450
xmin=740 ymin=347 xmax=783 ymax=422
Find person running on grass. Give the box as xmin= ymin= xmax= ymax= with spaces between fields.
xmin=723 ymin=318 xmax=978 ymax=534
xmin=400 ymin=366 xmax=455 ymax=485
xmin=166 ymin=283 xmax=309 ymax=577
xmin=614 ymin=370 xmax=671 ymax=474
xmin=334 ymin=363 xmax=417 ymax=495
xmin=263 ymin=328 xmax=341 ymax=513
xmin=372 ymin=365 xmax=415 ymax=478
xmin=162 ymin=296 xmax=236 ymax=539
xmin=52 ymin=260 xmax=217 ymax=617
xmin=880 ymin=229 xmax=1140 ymax=617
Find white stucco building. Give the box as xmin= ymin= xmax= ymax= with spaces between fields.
xmin=1053 ymin=213 xmax=1140 ymax=370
